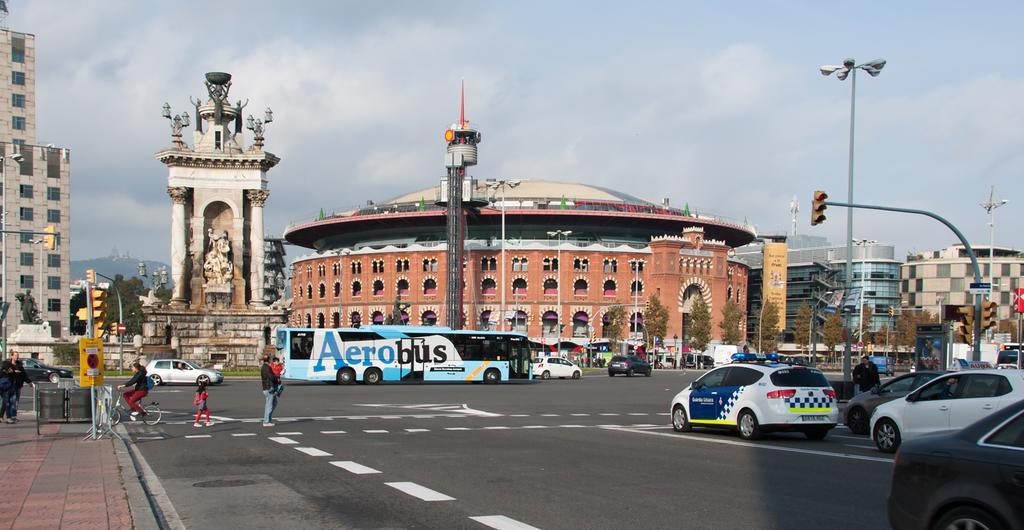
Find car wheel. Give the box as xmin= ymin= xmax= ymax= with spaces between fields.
xmin=932 ymin=506 xmax=1006 ymax=530
xmin=149 ymin=374 xmax=162 ymax=386
xmin=627 ymin=368 xmax=634 ymax=377
xmin=804 ymin=428 xmax=830 ymax=441
xmin=672 ymin=405 xmax=691 ymax=433
xmin=541 ymin=370 xmax=550 ymax=380
xmin=364 ymin=368 xmax=382 ymax=385
xmin=483 ymin=368 xmax=500 ymax=384
xmin=336 ymin=368 xmax=355 ymax=385
xmin=571 ymin=371 xmax=581 ymax=380
xmin=644 ymin=369 xmax=652 ymax=377
xmin=737 ymin=410 xmax=761 ymax=440
xmin=846 ymin=406 xmax=869 ymax=435
xmin=608 ymin=372 xmax=615 ymax=377
xmin=873 ymin=418 xmax=901 ymax=454
xmin=197 ymin=374 xmax=211 ymax=386
xmin=48 ymin=372 xmax=60 ymax=384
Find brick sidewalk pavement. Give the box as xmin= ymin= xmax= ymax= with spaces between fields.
xmin=0 ymin=418 xmax=135 ymax=529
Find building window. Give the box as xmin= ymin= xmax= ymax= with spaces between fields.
xmin=937 ymin=264 xmax=951 ymax=278
xmin=47 ymin=254 xmax=60 ymax=268
xmin=573 ymin=258 xmax=589 ymax=272
xmin=950 ymin=278 xmax=964 ymax=292
xmin=396 ymin=259 xmax=409 ymax=272
xmin=351 ymin=281 xmax=362 ymax=296
xmin=1002 ymin=264 xmax=1011 ymax=277
xmin=20 ymin=232 xmax=32 ymax=243
xmin=20 ymin=275 xmax=32 ymax=289
xmin=603 ymin=259 xmax=618 ymax=273
xmin=19 ymin=184 xmax=32 ymax=198
xmin=543 ymin=257 xmax=559 ymax=271
xmin=631 ymin=260 xmax=644 ymax=272
xmin=350 ymin=312 xmax=362 ymax=326
xmin=372 ymin=279 xmax=384 ymax=296
xmin=318 ymin=283 xmax=326 ymax=298
xmin=512 ymin=278 xmax=527 ymax=295
xmin=19 ymin=207 xmax=32 ymax=221
xmin=47 ymin=209 xmax=60 ymax=223
xmin=631 ymin=280 xmax=643 ymax=295
xmin=423 ymin=278 xmax=438 ymax=295
xmin=11 ymin=35 xmax=25 ymax=63
xmin=11 ymin=71 xmax=25 ymax=85
xmin=47 ymin=187 xmax=60 ymax=200
xmin=512 ymin=258 xmax=529 ymax=272
xmin=11 ymin=93 xmax=25 ymax=108
xmin=306 ymin=284 xmax=312 ymax=299
xmin=574 ymin=279 xmax=588 ymax=295
xmin=397 ymin=279 xmax=410 ymax=296
xmin=12 ymin=116 xmax=26 ymax=130
xmin=47 ymin=299 xmax=60 ymax=312
xmin=333 ymin=281 xmax=341 ymax=297
xmin=543 ymin=278 xmax=558 ymax=295
xmin=48 ymin=276 xmax=60 ymax=290
xmin=603 ymin=279 xmax=617 ymax=296
xmin=20 ymin=252 xmax=33 ymax=266
xmin=351 ymin=261 xmax=362 ymax=274
xmin=481 ymin=278 xmax=496 ymax=295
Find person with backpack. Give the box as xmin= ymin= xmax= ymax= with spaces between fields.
xmin=0 ymin=361 xmax=16 ymax=424
xmin=193 ymin=382 xmax=212 ymax=427
xmin=117 ymin=362 xmax=150 ymax=421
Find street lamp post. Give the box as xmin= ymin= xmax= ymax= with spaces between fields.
xmin=1 ymin=152 xmax=24 ymax=359
xmin=820 ymin=57 xmax=886 ymax=384
xmin=980 ymin=186 xmax=1007 ymax=336
xmin=547 ymin=230 xmax=572 ymax=356
xmin=488 ymin=179 xmax=521 ymax=331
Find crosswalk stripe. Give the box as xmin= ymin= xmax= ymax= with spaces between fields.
xmin=330 ymin=461 xmax=381 ymax=475
xmin=295 ymin=447 xmax=332 ymax=456
xmin=385 ymin=482 xmax=455 ymax=502
xmin=268 ymin=436 xmax=298 ymax=445
xmin=469 ymin=515 xmax=541 ymax=530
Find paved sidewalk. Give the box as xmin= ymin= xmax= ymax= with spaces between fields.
xmin=0 ymin=417 xmax=135 ymax=529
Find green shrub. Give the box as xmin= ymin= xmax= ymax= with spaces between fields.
xmin=52 ymin=343 xmax=79 ymax=367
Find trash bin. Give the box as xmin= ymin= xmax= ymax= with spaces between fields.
xmin=37 ymin=389 xmax=66 ymax=423
xmin=67 ymin=388 xmax=92 ymax=422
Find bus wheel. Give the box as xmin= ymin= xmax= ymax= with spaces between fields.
xmin=364 ymin=368 xmax=383 ymax=385
xmin=483 ymin=368 xmax=500 ymax=384
xmin=336 ymin=368 xmax=356 ymax=385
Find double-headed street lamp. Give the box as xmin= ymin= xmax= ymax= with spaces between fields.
xmin=820 ymin=57 xmax=886 ymax=384
xmin=547 ymin=230 xmax=572 ymax=354
xmin=487 ymin=179 xmax=521 ymax=331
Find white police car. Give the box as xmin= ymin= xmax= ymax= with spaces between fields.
xmin=670 ymin=353 xmax=839 ymax=440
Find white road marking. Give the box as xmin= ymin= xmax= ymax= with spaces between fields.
xmin=484 ymin=426 xmax=511 ymax=430
xmin=509 ymin=414 xmax=530 ymax=417
xmin=330 ymin=461 xmax=381 ymax=475
xmin=602 ymin=426 xmax=893 ymax=463
xmin=596 ymin=424 xmax=622 ymax=428
xmin=570 ymin=413 xmax=590 ymax=417
xmin=599 ymin=413 xmax=620 ymax=416
xmin=831 ymin=434 xmax=868 ymax=441
xmin=136 ymin=436 xmax=164 ymax=440
xmin=184 ymin=435 xmax=211 ymax=439
xmin=559 ymin=425 xmax=586 ymax=428
xmin=268 ymin=436 xmax=299 ymax=445
xmin=843 ymin=444 xmax=876 ymax=450
xmin=385 ymin=482 xmax=455 ymax=502
xmin=630 ymin=424 xmax=659 ymax=428
xmin=364 ymin=429 xmax=389 ymax=434
xmin=628 ymin=413 xmax=649 ymax=416
xmin=277 ymin=432 xmax=302 ymax=435
xmin=470 ymin=515 xmax=541 ymax=530
xmin=541 ymin=414 xmax=560 ymax=417
xmin=231 ymin=433 xmax=257 ymax=437
xmin=522 ymin=425 xmax=548 ymax=429
xmin=209 ymin=415 xmax=236 ymax=421
xmin=445 ymin=427 xmax=471 ymax=431
xmin=295 ymin=447 xmax=332 ymax=457
xmin=405 ymin=428 xmax=430 ymax=433
xmin=321 ymin=430 xmax=347 ymax=434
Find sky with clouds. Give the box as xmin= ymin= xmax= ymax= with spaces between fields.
xmin=13 ymin=1 xmax=1023 ymax=264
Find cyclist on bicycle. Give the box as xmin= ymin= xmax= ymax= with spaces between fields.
xmin=117 ymin=361 xmax=149 ymax=421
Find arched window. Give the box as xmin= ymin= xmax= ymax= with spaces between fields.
xmin=574 ymin=279 xmax=588 ymax=295
xmin=305 ymin=314 xmax=312 ymax=327
xmin=573 ymin=311 xmax=589 ymax=337
xmin=318 ymin=283 xmax=326 ymax=298
xmin=421 ymin=310 xmax=437 ymax=326
xmin=511 ymin=310 xmax=528 ymax=333
xmin=541 ymin=311 xmax=558 ymax=337
xmin=396 ymin=259 xmax=409 ymax=272
xmin=332 ymin=312 xmax=340 ymax=327
xmin=543 ymin=279 xmax=558 ymax=295
xmin=397 ymin=279 xmax=410 ymax=296
xmin=371 ymin=311 xmax=385 ymax=324
xmin=423 ymin=278 xmax=437 ymax=295
xmin=350 ymin=311 xmax=362 ymax=327
xmin=317 ymin=313 xmax=325 ymax=328
xmin=481 ymin=278 xmax=497 ymax=295
xmin=306 ymin=284 xmax=312 ymax=299
xmin=430 ymin=258 xmax=438 ymax=272
xmin=333 ymin=282 xmax=341 ymax=297
xmin=423 ymin=258 xmax=431 ymax=272
xmin=372 ymin=280 xmax=385 ymax=296
xmin=512 ymin=278 xmax=527 ymax=295
xmin=295 ymin=283 xmax=302 ymax=299
xmin=352 ymin=281 xmax=362 ymax=297
xmin=631 ymin=280 xmax=643 ymax=295
xmin=601 ymin=313 xmax=612 ymax=338
xmin=480 ymin=310 xmax=493 ymax=331
xmin=631 ymin=260 xmax=644 ymax=272
xmin=603 ymin=259 xmax=617 ymax=273
xmin=512 ymin=258 xmax=528 ymax=272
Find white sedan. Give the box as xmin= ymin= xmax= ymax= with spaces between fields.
xmin=532 ymin=357 xmax=582 ymax=380
xmin=870 ymin=369 xmax=1024 ymax=453
xmin=146 ymin=359 xmax=224 ymax=386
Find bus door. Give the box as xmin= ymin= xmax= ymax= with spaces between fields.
xmin=396 ymin=335 xmax=427 ymax=381
xmin=507 ymin=336 xmax=531 ymax=379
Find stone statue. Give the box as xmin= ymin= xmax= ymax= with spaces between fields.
xmin=203 ymin=229 xmax=234 ymax=284
xmin=15 ymin=291 xmax=40 ymax=324
xmin=234 ymin=99 xmax=249 ymax=134
xmin=204 ymin=76 xmax=232 ymax=126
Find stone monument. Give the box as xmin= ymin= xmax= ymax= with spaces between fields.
xmin=141 ymin=72 xmax=288 ymax=367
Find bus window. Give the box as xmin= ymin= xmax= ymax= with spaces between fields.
xmin=482 ymin=337 xmax=509 ymax=361
xmin=290 ymin=331 xmax=315 ymax=360
xmin=275 ymin=329 xmax=286 ymax=350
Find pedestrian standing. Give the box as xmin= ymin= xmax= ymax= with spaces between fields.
xmin=271 ymin=357 xmax=285 ymax=396
xmin=9 ymin=352 xmax=28 ymax=419
xmin=852 ymin=355 xmax=880 ymax=395
xmin=0 ymin=361 xmax=16 ymax=423
xmin=261 ymin=356 xmax=280 ymax=427
xmin=193 ymin=382 xmax=212 ymax=427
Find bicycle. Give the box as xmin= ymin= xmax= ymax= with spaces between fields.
xmin=110 ymin=392 xmax=162 ymax=426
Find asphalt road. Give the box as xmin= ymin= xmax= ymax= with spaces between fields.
xmin=121 ymin=371 xmax=894 ymax=529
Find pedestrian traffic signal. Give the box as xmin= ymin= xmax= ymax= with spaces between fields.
xmin=91 ymin=286 xmax=108 ymax=338
xmin=980 ymin=300 xmax=998 ymax=330
xmin=43 ymin=225 xmax=57 ymax=250
xmin=811 ymin=191 xmax=828 ymax=226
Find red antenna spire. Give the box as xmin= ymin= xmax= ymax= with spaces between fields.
xmin=459 ymin=79 xmax=466 ymax=128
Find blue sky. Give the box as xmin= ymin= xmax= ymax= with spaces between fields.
xmin=13 ymin=1 xmax=1022 ymax=263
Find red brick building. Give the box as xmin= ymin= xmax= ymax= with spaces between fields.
xmin=284 ymin=181 xmax=754 ymax=348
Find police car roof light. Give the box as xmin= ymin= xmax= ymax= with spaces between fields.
xmin=731 ymin=352 xmax=780 ymax=363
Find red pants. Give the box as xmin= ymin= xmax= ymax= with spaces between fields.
xmin=124 ymin=389 xmax=147 ymax=414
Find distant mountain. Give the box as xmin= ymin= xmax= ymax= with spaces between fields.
xmin=71 ymin=255 xmax=169 ymax=282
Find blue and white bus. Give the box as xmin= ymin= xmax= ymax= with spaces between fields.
xmin=275 ymin=325 xmax=533 ymax=384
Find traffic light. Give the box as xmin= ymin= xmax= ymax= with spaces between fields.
xmin=90 ymin=285 xmax=108 ymax=338
xmin=43 ymin=225 xmax=57 ymax=251
xmin=887 ymin=307 xmax=895 ymax=317
xmin=980 ymin=300 xmax=998 ymax=330
xmin=811 ymin=191 xmax=828 ymax=226
xmin=954 ymin=305 xmax=975 ymax=344
xmin=953 ymin=321 xmax=970 ymax=344
xmin=86 ymin=268 xmax=96 ymax=284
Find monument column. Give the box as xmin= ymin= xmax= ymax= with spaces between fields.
xmin=247 ymin=189 xmax=269 ymax=305
xmin=167 ymin=186 xmax=190 ymax=306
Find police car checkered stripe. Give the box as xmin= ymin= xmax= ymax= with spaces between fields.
xmin=785 ymin=396 xmax=832 ymax=408
xmin=717 ymin=388 xmax=743 ymax=420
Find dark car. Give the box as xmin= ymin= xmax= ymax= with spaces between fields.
xmin=608 ymin=355 xmax=651 ymax=377
xmin=845 ymin=371 xmax=946 ymax=435
xmin=21 ymin=357 xmax=74 ymax=384
xmin=888 ymin=398 xmax=1024 ymax=530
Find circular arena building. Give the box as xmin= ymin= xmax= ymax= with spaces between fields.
xmin=284 ymin=179 xmax=755 ymax=349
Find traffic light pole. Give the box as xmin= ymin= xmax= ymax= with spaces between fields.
xmin=823 ymin=199 xmax=984 ymax=358
xmin=95 ymin=273 xmax=124 ymax=369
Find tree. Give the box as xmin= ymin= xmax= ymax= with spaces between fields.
xmin=793 ymin=303 xmax=812 ymax=354
xmin=876 ymin=324 xmax=891 ymax=352
xmin=718 ymin=300 xmax=744 ymax=345
xmin=689 ymin=296 xmax=712 ymax=351
xmin=823 ymin=313 xmax=844 ymax=358
xmin=860 ymin=305 xmax=874 ymax=345
xmin=604 ymin=306 xmax=627 ymax=347
xmin=757 ymin=300 xmax=781 ymax=353
xmin=69 ymin=289 xmax=87 ymax=335
xmin=645 ymin=295 xmax=670 ymax=349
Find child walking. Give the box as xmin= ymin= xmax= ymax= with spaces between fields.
xmin=193 ymin=382 xmax=212 ymax=427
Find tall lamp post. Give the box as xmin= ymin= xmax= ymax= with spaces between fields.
xmin=488 ymin=179 xmax=521 ymax=331
xmin=980 ymin=186 xmax=1007 ymax=337
xmin=547 ymin=230 xmax=572 ymax=355
xmin=1 ymin=152 xmax=25 ymax=359
xmin=820 ymin=57 xmax=886 ymax=384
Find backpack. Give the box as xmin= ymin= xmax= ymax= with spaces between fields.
xmin=146 ymin=376 xmax=155 ymax=391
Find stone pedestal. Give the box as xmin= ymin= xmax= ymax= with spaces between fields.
xmin=140 ymin=306 xmax=288 ymax=367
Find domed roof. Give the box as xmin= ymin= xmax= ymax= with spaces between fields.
xmin=384 ymin=179 xmax=660 ymax=207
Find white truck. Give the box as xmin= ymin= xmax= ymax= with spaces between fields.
xmin=706 ymin=344 xmax=739 ymax=366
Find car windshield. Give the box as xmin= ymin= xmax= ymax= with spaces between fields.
xmin=769 ymin=368 xmax=830 ymax=387
xmin=611 ymin=356 xmax=627 ymax=362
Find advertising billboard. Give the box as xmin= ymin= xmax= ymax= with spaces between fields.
xmin=761 ymin=242 xmax=788 ymax=326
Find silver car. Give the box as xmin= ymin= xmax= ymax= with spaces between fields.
xmin=146 ymin=359 xmax=224 ymax=386
xmin=844 ymin=370 xmax=945 ymax=435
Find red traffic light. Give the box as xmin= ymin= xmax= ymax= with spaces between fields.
xmin=811 ymin=190 xmax=828 ymax=226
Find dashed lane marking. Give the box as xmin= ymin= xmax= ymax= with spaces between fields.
xmin=268 ymin=436 xmax=299 ymax=445
xmin=184 ymin=435 xmax=211 ymax=439
xmin=295 ymin=447 xmax=332 ymax=457
xmin=522 ymin=425 xmax=548 ymax=429
xmin=445 ymin=427 xmax=471 ymax=431
xmin=483 ymin=426 xmax=510 ymax=430
xmin=509 ymin=414 xmax=530 ymax=417
xmin=559 ymin=425 xmax=586 ymax=428
xmin=470 ymin=515 xmax=542 ymax=530
xmin=628 ymin=413 xmax=649 ymax=416
xmin=330 ymin=461 xmax=381 ymax=475
xmin=277 ymin=432 xmax=303 ymax=435
xmin=385 ymin=482 xmax=455 ymax=502
xmin=136 ymin=436 xmax=164 ymax=440
xmin=570 ymin=413 xmax=590 ymax=417
xmin=364 ymin=430 xmax=389 ymax=434
xmin=599 ymin=413 xmax=620 ymax=416
xmin=321 ymin=430 xmax=347 ymax=434
xmin=232 ymin=433 xmax=257 ymax=437
xmin=405 ymin=428 xmax=430 ymax=433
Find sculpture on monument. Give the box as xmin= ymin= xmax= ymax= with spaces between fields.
xmin=203 ymin=229 xmax=234 ymax=285
xmin=15 ymin=291 xmax=40 ymax=324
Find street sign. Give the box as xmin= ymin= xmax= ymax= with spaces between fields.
xmin=78 ymin=338 xmax=105 ymax=386
xmin=117 ymin=323 xmax=127 ymax=334
xmin=968 ymin=282 xmax=992 ymax=294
